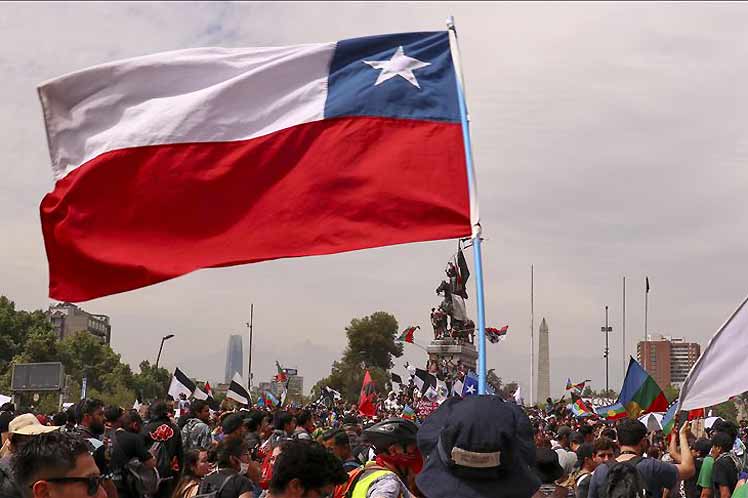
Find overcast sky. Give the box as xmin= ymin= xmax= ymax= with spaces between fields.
xmin=2 ymin=2 xmax=748 ymax=398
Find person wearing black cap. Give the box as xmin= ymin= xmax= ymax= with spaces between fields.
xmin=222 ymin=414 xmax=248 ymax=443
xmin=533 ymin=447 xmax=567 ymax=498
xmin=337 ymin=418 xmax=420 ymax=498
xmin=416 ymin=396 xmax=541 ymax=498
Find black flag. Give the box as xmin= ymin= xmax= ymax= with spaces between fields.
xmin=226 ymin=374 xmax=250 ymax=406
xmin=391 ymin=373 xmax=403 ymax=385
xmin=457 ymin=248 xmax=470 ymax=287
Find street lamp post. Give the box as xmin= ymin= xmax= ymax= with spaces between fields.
xmin=601 ymin=306 xmax=613 ymax=394
xmin=156 ymin=334 xmax=175 ymax=368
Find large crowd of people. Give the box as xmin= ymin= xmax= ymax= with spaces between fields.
xmin=1 ymin=394 xmax=748 ymax=498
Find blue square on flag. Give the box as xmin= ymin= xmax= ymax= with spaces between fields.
xmin=462 ymin=372 xmax=479 ymax=396
xmin=325 ymin=32 xmax=460 ymax=122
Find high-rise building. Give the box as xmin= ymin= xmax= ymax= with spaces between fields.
xmin=46 ymin=302 xmax=111 ymax=344
xmin=224 ymin=335 xmax=244 ymax=384
xmin=637 ymin=335 xmax=700 ymax=388
xmin=287 ymin=375 xmax=304 ymax=400
xmin=536 ymin=318 xmax=550 ymax=404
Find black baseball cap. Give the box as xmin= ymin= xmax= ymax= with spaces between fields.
xmin=416 ymin=396 xmax=541 ymax=498
xmin=534 ymin=447 xmax=564 ymax=484
xmin=221 ymin=413 xmax=244 ymax=434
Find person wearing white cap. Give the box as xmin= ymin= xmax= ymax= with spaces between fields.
xmin=0 ymin=413 xmax=60 ymax=498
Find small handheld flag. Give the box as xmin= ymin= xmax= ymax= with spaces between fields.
xmin=168 ymin=368 xmax=196 ymax=400
xmin=485 ymin=326 xmax=508 ymax=343
xmin=661 ymin=400 xmax=678 ymax=435
xmin=397 ymin=326 xmax=419 ymax=344
xmin=226 ymin=372 xmax=251 ymax=406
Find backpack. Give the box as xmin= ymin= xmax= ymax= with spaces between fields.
xmin=195 ymin=473 xmax=236 ymax=498
xmin=111 ymin=429 xmax=160 ymax=498
xmin=122 ymin=459 xmax=160 ymax=498
xmin=600 ymin=456 xmax=648 ymax=498
xmin=717 ymin=452 xmax=741 ymax=480
xmin=332 ymin=464 xmax=389 ymax=498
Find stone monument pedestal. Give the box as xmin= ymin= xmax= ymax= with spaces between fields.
xmin=427 ymin=339 xmax=478 ymax=373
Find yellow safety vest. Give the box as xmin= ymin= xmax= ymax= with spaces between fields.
xmin=350 ymin=463 xmax=398 ymax=498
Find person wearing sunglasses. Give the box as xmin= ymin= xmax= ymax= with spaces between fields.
xmin=12 ymin=430 xmax=106 ymax=498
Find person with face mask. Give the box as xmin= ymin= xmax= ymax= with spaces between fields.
xmin=335 ymin=418 xmax=421 ymax=498
xmin=197 ymin=438 xmax=256 ymax=498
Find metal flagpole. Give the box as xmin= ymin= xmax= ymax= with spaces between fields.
xmin=623 ymin=276 xmax=626 ymax=377
xmin=447 ymin=16 xmax=488 ymax=394
xmin=247 ymin=304 xmax=254 ymax=391
xmin=531 ymin=265 xmax=534 ymax=406
xmin=644 ymin=278 xmax=648 ymax=344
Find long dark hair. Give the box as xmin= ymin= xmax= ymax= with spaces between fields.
xmin=171 ymin=449 xmax=204 ymax=498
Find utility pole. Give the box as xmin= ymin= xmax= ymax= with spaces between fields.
xmin=623 ymin=276 xmax=626 ymax=376
xmin=246 ymin=304 xmax=254 ymax=390
xmin=601 ymin=306 xmax=613 ymax=394
xmin=530 ymin=265 xmax=534 ymax=406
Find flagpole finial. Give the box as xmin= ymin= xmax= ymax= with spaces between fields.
xmin=446 ymin=16 xmax=455 ymax=31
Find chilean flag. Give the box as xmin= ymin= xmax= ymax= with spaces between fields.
xmin=38 ymin=31 xmax=470 ymax=301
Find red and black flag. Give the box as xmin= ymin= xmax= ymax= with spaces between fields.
xmin=486 ymin=325 xmax=508 ymax=343
xmin=274 ymin=361 xmax=288 ymax=384
xmin=397 ymin=326 xmax=419 ymax=344
xmin=359 ymin=370 xmax=377 ymax=417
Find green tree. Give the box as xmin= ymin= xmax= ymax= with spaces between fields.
xmin=341 ymin=312 xmax=402 ymax=370
xmin=0 ymin=296 xmax=175 ymax=411
xmin=58 ymin=332 xmax=135 ymax=395
xmin=0 ymin=296 xmax=56 ymax=391
xmin=313 ymin=312 xmax=402 ymax=402
xmin=132 ymin=361 xmax=171 ymax=401
xmin=582 ymin=386 xmax=593 ymax=397
xmin=713 ymin=400 xmax=738 ymax=423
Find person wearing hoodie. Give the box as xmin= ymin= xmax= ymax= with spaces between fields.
xmin=181 ymin=401 xmax=213 ymax=452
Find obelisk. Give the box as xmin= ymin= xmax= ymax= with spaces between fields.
xmin=536 ymin=318 xmax=550 ymax=404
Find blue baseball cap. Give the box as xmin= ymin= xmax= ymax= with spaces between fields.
xmin=416 ymin=395 xmax=540 ymax=498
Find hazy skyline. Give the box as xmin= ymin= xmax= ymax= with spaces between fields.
xmin=2 ymin=2 xmax=748 ymax=397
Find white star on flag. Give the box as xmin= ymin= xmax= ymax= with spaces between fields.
xmin=363 ymin=46 xmax=431 ymax=88
xmin=466 ymin=384 xmax=476 ymax=395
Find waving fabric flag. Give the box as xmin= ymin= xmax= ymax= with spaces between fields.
xmin=486 ymin=326 xmax=508 ymax=343
xmin=618 ymin=357 xmax=669 ymax=417
xmin=462 ymin=371 xmax=479 ymax=396
xmin=566 ymin=379 xmax=588 ymax=394
xmin=359 ymin=370 xmax=377 ymax=417
xmin=264 ymin=390 xmax=280 ymax=407
xmin=227 ymin=373 xmax=251 ymax=406
xmin=595 ymin=401 xmax=628 ymax=421
xmin=513 ymin=385 xmax=523 ymax=405
xmin=661 ymin=400 xmax=678 ymax=436
xmin=168 ymin=368 xmax=195 ymax=400
xmin=413 ymin=368 xmax=437 ymax=395
xmin=274 ymin=361 xmax=289 ymax=384
xmin=571 ymin=399 xmax=594 ymax=418
xmin=678 ymin=294 xmax=748 ymax=411
xmin=192 ymin=385 xmax=209 ymax=401
xmin=397 ymin=326 xmax=419 ymax=344
xmin=37 ymin=31 xmax=470 ymax=302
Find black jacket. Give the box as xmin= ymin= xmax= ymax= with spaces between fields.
xmin=143 ymin=417 xmax=183 ymax=479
